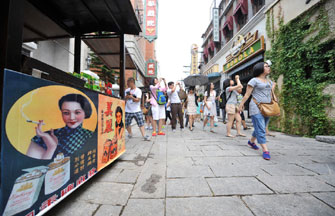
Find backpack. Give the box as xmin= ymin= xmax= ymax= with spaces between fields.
xmin=154 ymin=89 xmax=167 ymax=105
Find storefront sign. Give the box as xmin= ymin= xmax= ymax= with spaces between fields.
xmin=213 ymin=8 xmax=220 ymax=42
xmin=204 ymin=64 xmax=219 ymax=75
xmin=223 ymin=35 xmax=264 ymax=73
xmin=0 ymin=69 xmax=125 ymax=216
xmin=143 ymin=0 xmax=158 ymax=42
xmin=191 ymin=44 xmax=199 ymax=75
xmin=145 ymin=59 xmax=157 ymax=77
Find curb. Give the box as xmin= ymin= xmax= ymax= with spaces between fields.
xmin=315 ymin=136 xmax=335 ymax=144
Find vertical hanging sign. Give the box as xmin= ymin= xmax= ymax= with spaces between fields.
xmin=213 ymin=8 xmax=219 ymax=42
xmin=191 ymin=44 xmax=199 ymax=75
xmin=145 ymin=59 xmax=157 ymax=77
xmin=143 ymin=0 xmax=158 ymax=42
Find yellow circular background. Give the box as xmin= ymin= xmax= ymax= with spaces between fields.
xmin=5 ymin=85 xmax=97 ymax=157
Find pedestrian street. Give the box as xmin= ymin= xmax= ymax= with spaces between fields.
xmin=47 ymin=122 xmax=335 ymax=216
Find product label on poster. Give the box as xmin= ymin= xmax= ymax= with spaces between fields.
xmin=143 ymin=0 xmax=158 ymax=42
xmin=0 ymin=69 xmax=125 ymax=216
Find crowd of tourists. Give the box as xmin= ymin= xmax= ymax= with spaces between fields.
xmin=124 ymin=61 xmax=278 ymax=160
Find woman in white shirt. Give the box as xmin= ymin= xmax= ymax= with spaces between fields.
xmin=203 ymin=83 xmax=219 ymax=132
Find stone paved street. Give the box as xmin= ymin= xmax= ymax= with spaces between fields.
xmin=47 ymin=122 xmax=335 ymax=216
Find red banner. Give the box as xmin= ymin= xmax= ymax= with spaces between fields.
xmin=144 ymin=0 xmax=158 ymax=42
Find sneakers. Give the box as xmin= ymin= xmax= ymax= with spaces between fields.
xmin=143 ymin=135 xmax=151 ymax=141
xmin=172 ymin=129 xmax=176 ymax=132
xmin=248 ymin=140 xmax=259 ymax=150
xmin=263 ymin=151 xmax=271 ymax=160
xmin=145 ymin=126 xmax=149 ymax=130
xmin=127 ymin=134 xmax=133 ymax=139
xmin=158 ymin=131 xmax=165 ymax=135
xmin=152 ymin=132 xmax=157 ymax=136
xmin=149 ymin=126 xmax=153 ymax=130
xmin=180 ymin=128 xmax=184 ymax=131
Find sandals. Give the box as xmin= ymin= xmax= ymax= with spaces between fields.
xmin=226 ymin=134 xmax=235 ymax=138
xmin=237 ymin=134 xmax=246 ymax=137
xmin=267 ymin=133 xmax=276 ymax=137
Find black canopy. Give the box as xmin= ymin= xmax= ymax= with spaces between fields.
xmin=23 ymin=0 xmax=141 ymax=42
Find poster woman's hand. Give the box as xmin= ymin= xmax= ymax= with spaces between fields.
xmin=36 ymin=120 xmax=58 ymax=151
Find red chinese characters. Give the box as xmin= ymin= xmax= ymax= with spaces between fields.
xmin=144 ymin=0 xmax=157 ymax=40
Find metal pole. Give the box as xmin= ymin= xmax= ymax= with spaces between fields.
xmin=74 ymin=35 xmax=81 ymax=74
xmin=120 ymin=34 xmax=125 ymax=99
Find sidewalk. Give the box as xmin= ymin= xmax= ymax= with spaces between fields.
xmin=47 ymin=121 xmax=335 ymax=216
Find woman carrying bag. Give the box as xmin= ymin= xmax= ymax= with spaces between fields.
xmin=238 ymin=62 xmax=280 ymax=160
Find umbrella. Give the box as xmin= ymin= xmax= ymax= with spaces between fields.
xmin=183 ymin=74 xmax=208 ymax=86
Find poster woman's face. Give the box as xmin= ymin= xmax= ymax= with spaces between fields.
xmin=61 ymin=102 xmax=85 ymax=128
xmin=116 ymin=112 xmax=122 ymax=124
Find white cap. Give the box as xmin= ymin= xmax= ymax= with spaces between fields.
xmin=265 ymin=60 xmax=272 ymax=66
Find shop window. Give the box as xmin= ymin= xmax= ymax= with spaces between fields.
xmin=252 ymin=0 xmax=265 ymax=14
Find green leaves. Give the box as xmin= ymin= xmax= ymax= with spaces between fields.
xmin=265 ymin=4 xmax=335 ymax=137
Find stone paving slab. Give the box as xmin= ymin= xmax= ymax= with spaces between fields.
xmin=260 ymin=164 xmax=317 ymax=176
xmin=243 ymin=194 xmax=335 ymax=216
xmin=167 ymin=178 xmax=213 ymax=197
xmin=121 ymin=199 xmax=164 ymax=216
xmin=46 ymin=200 xmax=99 ymax=216
xmin=166 ymin=197 xmax=253 ymax=216
xmin=257 ymin=175 xmax=335 ymax=193
xmin=131 ymin=159 xmax=166 ymax=199
xmin=315 ymin=174 xmax=335 ymax=186
xmin=206 ymin=177 xmax=273 ymax=195
xmin=167 ymin=165 xmax=214 ymax=178
xmin=95 ymin=205 xmax=123 ymax=216
xmin=312 ymin=192 xmax=335 ymax=208
xmin=209 ymin=164 xmax=267 ymax=177
xmin=76 ymin=182 xmax=133 ymax=205
xmin=298 ymin=163 xmax=335 ymax=175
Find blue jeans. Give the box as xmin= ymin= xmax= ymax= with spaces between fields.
xmin=251 ymin=114 xmax=270 ymax=144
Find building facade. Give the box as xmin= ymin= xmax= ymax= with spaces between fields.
xmin=200 ymin=0 xmax=275 ymax=91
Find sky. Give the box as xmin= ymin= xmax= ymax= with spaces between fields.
xmin=155 ymin=0 xmax=214 ymax=83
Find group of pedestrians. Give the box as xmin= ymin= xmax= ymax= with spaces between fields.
xmin=125 ymin=61 xmax=276 ymax=160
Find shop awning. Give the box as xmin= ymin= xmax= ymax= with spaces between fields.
xmin=222 ymin=16 xmax=234 ymax=36
xmin=23 ymin=0 xmax=141 ymax=42
xmin=207 ymin=72 xmax=221 ymax=78
xmin=233 ymin=0 xmax=248 ymax=22
xmin=83 ymin=37 xmax=136 ymax=70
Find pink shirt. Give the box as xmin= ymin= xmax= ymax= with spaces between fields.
xmin=150 ymin=83 xmax=167 ymax=106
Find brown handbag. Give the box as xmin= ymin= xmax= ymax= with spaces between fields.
xmin=178 ymin=89 xmax=187 ymax=100
xmin=253 ymin=88 xmax=280 ymax=117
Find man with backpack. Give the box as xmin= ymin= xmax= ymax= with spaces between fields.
xmin=125 ymin=78 xmax=151 ymax=141
xmin=167 ymin=81 xmax=184 ymax=132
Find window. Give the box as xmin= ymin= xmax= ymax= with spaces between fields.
xmin=225 ymin=30 xmax=233 ymax=42
xmin=236 ymin=11 xmax=248 ymax=30
xmin=252 ymin=0 xmax=265 ymax=14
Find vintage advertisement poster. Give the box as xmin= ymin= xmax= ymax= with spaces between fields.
xmin=97 ymin=95 xmax=125 ymax=171
xmin=0 ymin=69 xmax=125 ymax=216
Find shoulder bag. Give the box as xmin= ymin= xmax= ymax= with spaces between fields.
xmin=178 ymin=89 xmax=187 ymax=100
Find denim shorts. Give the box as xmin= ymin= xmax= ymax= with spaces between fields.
xmin=251 ymin=113 xmax=270 ymax=144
